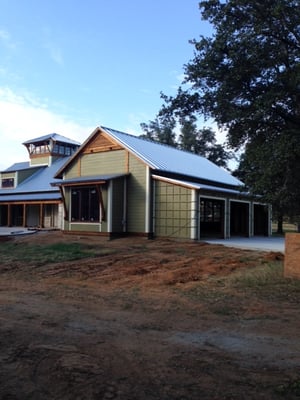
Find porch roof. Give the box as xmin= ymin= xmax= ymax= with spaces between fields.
xmin=0 ymin=192 xmax=61 ymax=202
xmin=52 ymin=173 xmax=128 ymax=186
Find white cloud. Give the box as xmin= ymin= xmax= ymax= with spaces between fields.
xmin=0 ymin=87 xmax=94 ymax=170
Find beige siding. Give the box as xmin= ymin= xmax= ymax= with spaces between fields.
xmin=30 ymin=156 xmax=49 ymax=165
xmin=1 ymin=172 xmax=15 ymax=179
xmin=154 ymin=180 xmax=192 ymax=239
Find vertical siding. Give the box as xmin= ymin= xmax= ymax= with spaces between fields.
xmin=154 ymin=180 xmax=192 ymax=239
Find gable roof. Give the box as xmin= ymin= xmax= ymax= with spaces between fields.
xmin=0 ymin=157 xmax=69 ymax=197
xmin=55 ymin=126 xmax=243 ymax=187
xmin=22 ymin=133 xmax=81 ymax=146
xmin=3 ymin=161 xmax=32 ymax=172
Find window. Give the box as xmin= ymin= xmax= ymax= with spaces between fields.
xmin=71 ymin=187 xmax=99 ymax=222
xmin=53 ymin=144 xmax=75 ymax=156
xmin=2 ymin=178 xmax=14 ymax=188
xmin=200 ymin=199 xmax=222 ymax=223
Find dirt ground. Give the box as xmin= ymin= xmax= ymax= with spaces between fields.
xmin=0 ymin=231 xmax=299 ymax=400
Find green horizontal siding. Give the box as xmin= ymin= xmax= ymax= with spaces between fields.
xmin=126 ymin=155 xmax=147 ymax=233
xmin=81 ymin=150 xmax=126 ymax=176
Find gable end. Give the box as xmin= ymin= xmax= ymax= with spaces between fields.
xmin=83 ymin=132 xmax=123 ymax=154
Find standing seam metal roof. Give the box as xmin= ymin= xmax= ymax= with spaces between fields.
xmin=22 ymin=133 xmax=81 ymax=146
xmin=101 ymin=126 xmax=243 ymax=187
xmin=0 ymin=157 xmax=69 ymax=195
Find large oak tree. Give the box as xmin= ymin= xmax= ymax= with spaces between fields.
xmin=159 ymin=0 xmax=300 ymax=223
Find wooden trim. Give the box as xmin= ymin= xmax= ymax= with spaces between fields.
xmin=78 ymin=156 xmax=81 ymax=176
xmin=58 ymin=186 xmax=68 ymax=221
xmin=58 ymin=180 xmax=106 ymax=187
xmin=0 ymin=200 xmax=61 ymax=205
xmin=125 ymin=150 xmax=129 ymax=173
xmin=96 ymin=185 xmax=106 ymax=221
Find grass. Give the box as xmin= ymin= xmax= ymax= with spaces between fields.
xmin=181 ymin=260 xmax=300 ymax=305
xmin=0 ymin=241 xmax=114 ymax=266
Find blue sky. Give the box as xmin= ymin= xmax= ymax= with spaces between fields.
xmin=0 ymin=0 xmax=213 ymax=169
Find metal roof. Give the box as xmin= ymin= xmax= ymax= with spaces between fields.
xmin=101 ymin=126 xmax=243 ymax=187
xmin=152 ymin=174 xmax=246 ymax=195
xmin=0 ymin=157 xmax=69 ymax=197
xmin=3 ymin=162 xmax=31 ymax=172
xmin=52 ymin=173 xmax=127 ymax=186
xmin=22 ymin=133 xmax=81 ymax=146
xmin=0 ymin=193 xmax=61 ymax=202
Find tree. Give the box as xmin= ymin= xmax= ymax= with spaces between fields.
xmin=159 ymin=0 xmax=300 ymax=220
xmin=140 ymin=114 xmax=232 ymax=168
xmin=234 ymin=134 xmax=300 ymax=232
xmin=179 ymin=116 xmax=232 ymax=168
xmin=140 ymin=115 xmax=177 ymax=146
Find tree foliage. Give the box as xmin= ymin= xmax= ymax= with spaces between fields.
xmin=178 ymin=116 xmax=232 ymax=167
xmin=140 ymin=115 xmax=177 ymax=146
xmin=140 ymin=115 xmax=232 ymax=168
xmin=159 ymin=0 xmax=300 ymax=218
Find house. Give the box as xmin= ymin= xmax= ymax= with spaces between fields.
xmin=52 ymin=126 xmax=271 ymax=239
xmin=0 ymin=133 xmax=80 ymax=229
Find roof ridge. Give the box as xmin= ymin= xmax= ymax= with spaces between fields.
xmin=101 ymin=125 xmax=210 ymax=160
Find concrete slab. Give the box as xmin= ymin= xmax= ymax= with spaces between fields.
xmin=205 ymin=237 xmax=285 ymax=253
xmin=0 ymin=227 xmax=37 ymax=236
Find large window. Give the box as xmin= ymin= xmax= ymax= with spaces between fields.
xmin=71 ymin=187 xmax=99 ymax=222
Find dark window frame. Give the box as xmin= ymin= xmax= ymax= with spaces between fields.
xmin=71 ymin=186 xmax=100 ymax=222
xmin=1 ymin=178 xmax=14 ymax=188
xmin=200 ymin=199 xmax=222 ymax=223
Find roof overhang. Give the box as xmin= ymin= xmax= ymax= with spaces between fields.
xmin=152 ymin=174 xmax=248 ymax=196
xmin=52 ymin=173 xmax=128 ymax=187
xmin=0 ymin=192 xmax=61 ymax=203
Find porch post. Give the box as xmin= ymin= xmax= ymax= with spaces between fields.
xmin=39 ymin=204 xmax=44 ymax=228
xmin=7 ymin=204 xmax=11 ymax=226
xmin=23 ymin=204 xmax=27 ymax=227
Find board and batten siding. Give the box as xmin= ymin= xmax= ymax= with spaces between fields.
xmin=154 ymin=180 xmax=192 ymax=239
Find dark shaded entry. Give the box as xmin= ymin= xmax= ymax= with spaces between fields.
xmin=200 ymin=199 xmax=224 ymax=238
xmin=254 ymin=204 xmax=269 ymax=236
xmin=230 ymin=201 xmax=249 ymax=236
